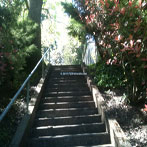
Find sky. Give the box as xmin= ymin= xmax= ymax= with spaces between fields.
xmin=42 ymin=0 xmax=72 ymax=50
xmin=41 ymin=0 xmax=74 ymax=64
xmin=41 ymin=0 xmax=97 ymax=65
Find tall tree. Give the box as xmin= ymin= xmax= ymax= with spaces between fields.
xmin=28 ymin=0 xmax=43 ymax=58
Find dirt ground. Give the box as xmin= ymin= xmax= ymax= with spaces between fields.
xmin=100 ymin=89 xmax=147 ymax=147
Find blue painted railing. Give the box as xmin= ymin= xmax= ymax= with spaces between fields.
xmin=0 ymin=48 xmax=50 ymax=122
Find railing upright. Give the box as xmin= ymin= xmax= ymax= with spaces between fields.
xmin=26 ymin=80 xmax=30 ymax=112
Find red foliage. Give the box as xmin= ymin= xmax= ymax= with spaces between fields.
xmin=128 ymin=1 xmax=132 ymax=7
xmin=73 ymin=0 xmax=146 ymax=103
xmin=120 ymin=7 xmax=125 ymax=15
xmin=143 ymin=104 xmax=147 ymax=112
xmin=100 ymin=0 xmax=104 ymax=6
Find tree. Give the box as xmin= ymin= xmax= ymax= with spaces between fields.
xmin=62 ymin=0 xmax=147 ymax=105
xmin=0 ymin=1 xmax=39 ymax=145
xmin=61 ymin=1 xmax=105 ymax=59
xmin=0 ymin=0 xmax=43 ymax=103
xmin=63 ymin=36 xmax=83 ymax=65
xmin=28 ymin=0 xmax=43 ymax=60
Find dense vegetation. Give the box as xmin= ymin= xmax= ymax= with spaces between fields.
xmin=62 ymin=0 xmax=147 ymax=105
xmin=0 ymin=0 xmax=43 ymax=146
xmin=0 ymin=0 xmax=41 ymax=106
xmin=0 ymin=0 xmax=146 ymax=146
xmin=87 ymin=62 xmax=126 ymax=89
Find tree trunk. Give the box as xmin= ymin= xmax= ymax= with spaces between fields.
xmin=29 ymin=0 xmax=43 ymax=24
xmin=29 ymin=0 xmax=43 ymax=55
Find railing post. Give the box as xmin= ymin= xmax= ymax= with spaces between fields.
xmin=49 ymin=47 xmax=50 ymax=64
xmin=26 ymin=80 xmax=30 ymax=112
xmin=42 ymin=61 xmax=45 ymax=78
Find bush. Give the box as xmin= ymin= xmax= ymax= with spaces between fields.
xmin=87 ymin=61 xmax=126 ymax=89
xmin=66 ymin=0 xmax=147 ymax=105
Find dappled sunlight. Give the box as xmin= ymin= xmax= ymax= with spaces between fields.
xmin=1 ymin=0 xmax=146 ymax=146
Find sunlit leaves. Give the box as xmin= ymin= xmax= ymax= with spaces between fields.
xmin=68 ymin=18 xmax=86 ymax=41
xmin=0 ymin=1 xmax=38 ymax=89
xmin=70 ymin=0 xmax=147 ymax=104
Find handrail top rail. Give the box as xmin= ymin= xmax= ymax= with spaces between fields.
xmin=0 ymin=48 xmax=50 ymax=122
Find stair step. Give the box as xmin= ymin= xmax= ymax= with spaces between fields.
xmin=51 ymin=77 xmax=86 ymax=80
xmin=34 ymin=115 xmax=102 ymax=127
xmin=47 ymin=81 xmax=87 ymax=85
xmin=47 ymin=83 xmax=88 ymax=87
xmin=46 ymin=87 xmax=90 ymax=91
xmin=49 ymin=79 xmax=86 ymax=82
xmin=50 ymin=74 xmax=85 ymax=77
xmin=70 ymin=145 xmax=114 ymax=147
xmin=50 ymin=71 xmax=84 ymax=77
xmin=47 ymin=85 xmax=88 ymax=89
xmin=36 ymin=108 xmax=98 ymax=118
xmin=32 ymin=123 xmax=106 ymax=137
xmin=43 ymin=96 xmax=93 ymax=103
xmin=29 ymin=132 xmax=111 ymax=147
xmin=27 ymin=65 xmax=112 ymax=147
xmin=60 ymin=70 xmax=83 ymax=72
xmin=39 ymin=101 xmax=95 ymax=109
xmin=45 ymin=91 xmax=91 ymax=97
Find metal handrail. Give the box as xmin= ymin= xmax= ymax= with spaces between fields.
xmin=0 ymin=48 xmax=50 ymax=122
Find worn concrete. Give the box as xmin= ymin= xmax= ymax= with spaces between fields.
xmin=26 ymin=65 xmax=112 ymax=147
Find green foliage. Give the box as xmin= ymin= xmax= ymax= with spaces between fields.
xmin=0 ymin=0 xmax=39 ymax=106
xmin=0 ymin=102 xmax=24 ymax=146
xmin=61 ymin=2 xmax=87 ymax=43
xmin=68 ymin=19 xmax=86 ymax=42
xmin=74 ymin=45 xmax=83 ymax=65
xmin=87 ymin=61 xmax=126 ymax=89
xmin=62 ymin=1 xmax=87 ymax=65
xmin=63 ymin=36 xmax=83 ymax=65
xmin=61 ymin=2 xmax=82 ymax=23
xmin=0 ymin=1 xmax=42 ymax=145
xmin=0 ymin=0 xmax=43 ymax=146
xmin=69 ymin=0 xmax=147 ymax=105
xmin=0 ymin=15 xmax=38 ymax=89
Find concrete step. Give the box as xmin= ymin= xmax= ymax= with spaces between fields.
xmin=43 ymin=96 xmax=93 ymax=103
xmin=34 ymin=115 xmax=102 ymax=127
xmin=49 ymin=79 xmax=86 ymax=82
xmin=36 ymin=108 xmax=98 ymax=118
xmin=47 ymin=84 xmax=88 ymax=88
xmin=57 ymin=65 xmax=81 ymax=68
xmin=28 ymin=132 xmax=111 ymax=147
xmin=32 ymin=123 xmax=106 ymax=137
xmin=70 ymin=145 xmax=114 ymax=147
xmin=45 ymin=87 xmax=90 ymax=92
xmin=47 ymin=82 xmax=88 ymax=86
xmin=47 ymin=81 xmax=87 ymax=84
xmin=45 ymin=91 xmax=91 ymax=97
xmin=52 ymin=69 xmax=82 ymax=71
xmin=39 ymin=101 xmax=95 ymax=109
xmin=61 ymin=69 xmax=83 ymax=72
xmin=27 ymin=66 xmax=112 ymax=147
xmin=50 ymin=70 xmax=84 ymax=76
xmin=50 ymin=74 xmax=85 ymax=77
xmin=60 ymin=67 xmax=82 ymax=69
xmin=50 ymin=77 xmax=86 ymax=80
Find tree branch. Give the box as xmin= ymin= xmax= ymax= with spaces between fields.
xmin=24 ymin=0 xmax=29 ymax=10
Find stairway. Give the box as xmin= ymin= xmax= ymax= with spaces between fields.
xmin=27 ymin=65 xmax=112 ymax=147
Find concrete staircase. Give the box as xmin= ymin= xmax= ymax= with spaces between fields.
xmin=27 ymin=65 xmax=112 ymax=147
